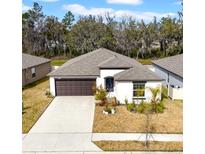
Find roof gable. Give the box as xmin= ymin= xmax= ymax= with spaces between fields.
xmin=114 ymin=67 xmax=164 ymax=81
xmin=152 ymin=54 xmax=183 ymax=78
xmin=22 ymin=53 xmax=51 ymax=69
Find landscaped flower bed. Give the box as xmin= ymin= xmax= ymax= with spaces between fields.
xmin=93 ymin=99 xmax=183 ymax=134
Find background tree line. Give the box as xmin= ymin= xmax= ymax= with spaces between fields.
xmin=22 ymin=2 xmax=183 ymax=59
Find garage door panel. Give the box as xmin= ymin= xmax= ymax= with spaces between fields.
xmin=55 ymin=79 xmax=95 ymax=96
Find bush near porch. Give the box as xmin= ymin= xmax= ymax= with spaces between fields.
xmin=93 ymin=99 xmax=183 ymax=134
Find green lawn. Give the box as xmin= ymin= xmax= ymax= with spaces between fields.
xmin=51 ymin=59 xmax=67 ymax=66
xmin=137 ymin=59 xmax=152 ymax=65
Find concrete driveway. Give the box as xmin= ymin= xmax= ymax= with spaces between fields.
xmin=22 ymin=96 xmax=101 ymax=153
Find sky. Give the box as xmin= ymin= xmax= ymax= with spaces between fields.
xmin=22 ymin=0 xmax=182 ymax=21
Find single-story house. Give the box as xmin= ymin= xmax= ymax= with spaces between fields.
xmin=22 ymin=53 xmax=51 ymax=86
xmin=48 ymin=48 xmax=163 ymax=103
xmin=151 ymin=54 xmax=183 ymax=100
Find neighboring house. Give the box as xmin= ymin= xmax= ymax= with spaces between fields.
xmin=48 ymin=48 xmax=163 ymax=103
xmin=152 ymin=54 xmax=183 ymax=100
xmin=22 ymin=53 xmax=51 ymax=86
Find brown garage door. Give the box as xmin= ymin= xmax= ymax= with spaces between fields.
xmin=55 ymin=79 xmax=96 ymax=96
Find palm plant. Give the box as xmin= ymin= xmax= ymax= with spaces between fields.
xmin=149 ymin=87 xmax=160 ymax=112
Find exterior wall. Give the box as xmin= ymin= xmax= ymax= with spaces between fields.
xmin=144 ymin=81 xmax=162 ymax=102
xmin=49 ymin=77 xmax=55 ymax=96
xmin=152 ymin=65 xmax=169 ymax=85
xmin=169 ymin=73 xmax=183 ymax=87
xmin=22 ymin=69 xmax=26 ymax=86
xmin=152 ymin=64 xmax=183 ymax=87
xmin=22 ymin=62 xmax=51 ymax=86
xmin=115 ymin=81 xmax=162 ymax=104
xmin=168 ymin=85 xmax=183 ymax=100
xmin=152 ymin=64 xmax=183 ymax=100
xmin=96 ymin=69 xmax=125 ymax=96
xmin=96 ymin=69 xmax=125 ymax=87
xmin=115 ymin=81 xmax=133 ymax=103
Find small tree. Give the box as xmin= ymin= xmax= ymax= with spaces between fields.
xmin=94 ymin=85 xmax=107 ymax=106
xmin=149 ymin=87 xmax=160 ymax=113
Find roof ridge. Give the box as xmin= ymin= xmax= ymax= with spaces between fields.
xmin=97 ymin=56 xmax=116 ymax=67
xmin=103 ymin=48 xmax=143 ymax=67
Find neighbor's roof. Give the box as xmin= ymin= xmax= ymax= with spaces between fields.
xmin=48 ymin=48 xmax=162 ymax=81
xmin=22 ymin=53 xmax=51 ymax=69
xmin=152 ymin=54 xmax=183 ymax=78
xmin=114 ymin=67 xmax=164 ymax=81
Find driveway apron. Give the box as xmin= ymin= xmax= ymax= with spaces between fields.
xmin=22 ymin=96 xmax=101 ymax=152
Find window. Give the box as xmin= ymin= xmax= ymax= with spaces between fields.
xmin=31 ymin=67 xmax=36 ymax=78
xmin=105 ymin=77 xmax=114 ymax=92
xmin=133 ymin=82 xmax=145 ymax=97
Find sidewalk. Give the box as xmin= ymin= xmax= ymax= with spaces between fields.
xmin=92 ymin=133 xmax=183 ymax=142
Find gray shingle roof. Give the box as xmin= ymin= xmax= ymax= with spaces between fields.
xmin=22 ymin=53 xmax=51 ymax=69
xmin=152 ymin=54 xmax=183 ymax=78
xmin=114 ymin=67 xmax=164 ymax=81
xmin=98 ymin=55 xmax=133 ymax=68
xmin=48 ymin=48 xmax=162 ymax=81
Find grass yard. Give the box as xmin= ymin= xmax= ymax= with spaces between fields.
xmin=137 ymin=59 xmax=152 ymax=65
xmin=93 ymin=99 xmax=183 ymax=134
xmin=94 ymin=141 xmax=183 ymax=151
xmin=22 ymin=77 xmax=53 ymax=133
xmin=51 ymin=59 xmax=67 ymax=66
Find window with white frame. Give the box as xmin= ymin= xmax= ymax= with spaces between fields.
xmin=31 ymin=67 xmax=36 ymax=78
xmin=133 ymin=82 xmax=145 ymax=97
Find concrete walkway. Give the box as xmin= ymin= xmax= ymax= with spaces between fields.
xmin=92 ymin=133 xmax=183 ymax=142
xmin=23 ymin=96 xmax=101 ymax=153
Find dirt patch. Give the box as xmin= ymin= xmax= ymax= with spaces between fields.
xmin=94 ymin=141 xmax=183 ymax=151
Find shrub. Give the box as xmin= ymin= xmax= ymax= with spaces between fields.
xmin=45 ymin=90 xmax=50 ymax=96
xmin=136 ymin=101 xmax=151 ymax=113
xmin=103 ymin=107 xmax=112 ymax=114
xmin=150 ymin=87 xmax=161 ymax=113
xmin=99 ymin=99 xmax=107 ymax=106
xmin=103 ymin=103 xmax=113 ymax=114
xmin=156 ymin=101 xmax=165 ymax=113
xmin=45 ymin=90 xmax=53 ymax=98
xmin=111 ymin=97 xmax=118 ymax=107
xmin=161 ymin=86 xmax=168 ymax=100
xmin=127 ymin=102 xmax=136 ymax=112
xmin=156 ymin=105 xmax=164 ymax=113
xmin=95 ymin=85 xmax=107 ymax=102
